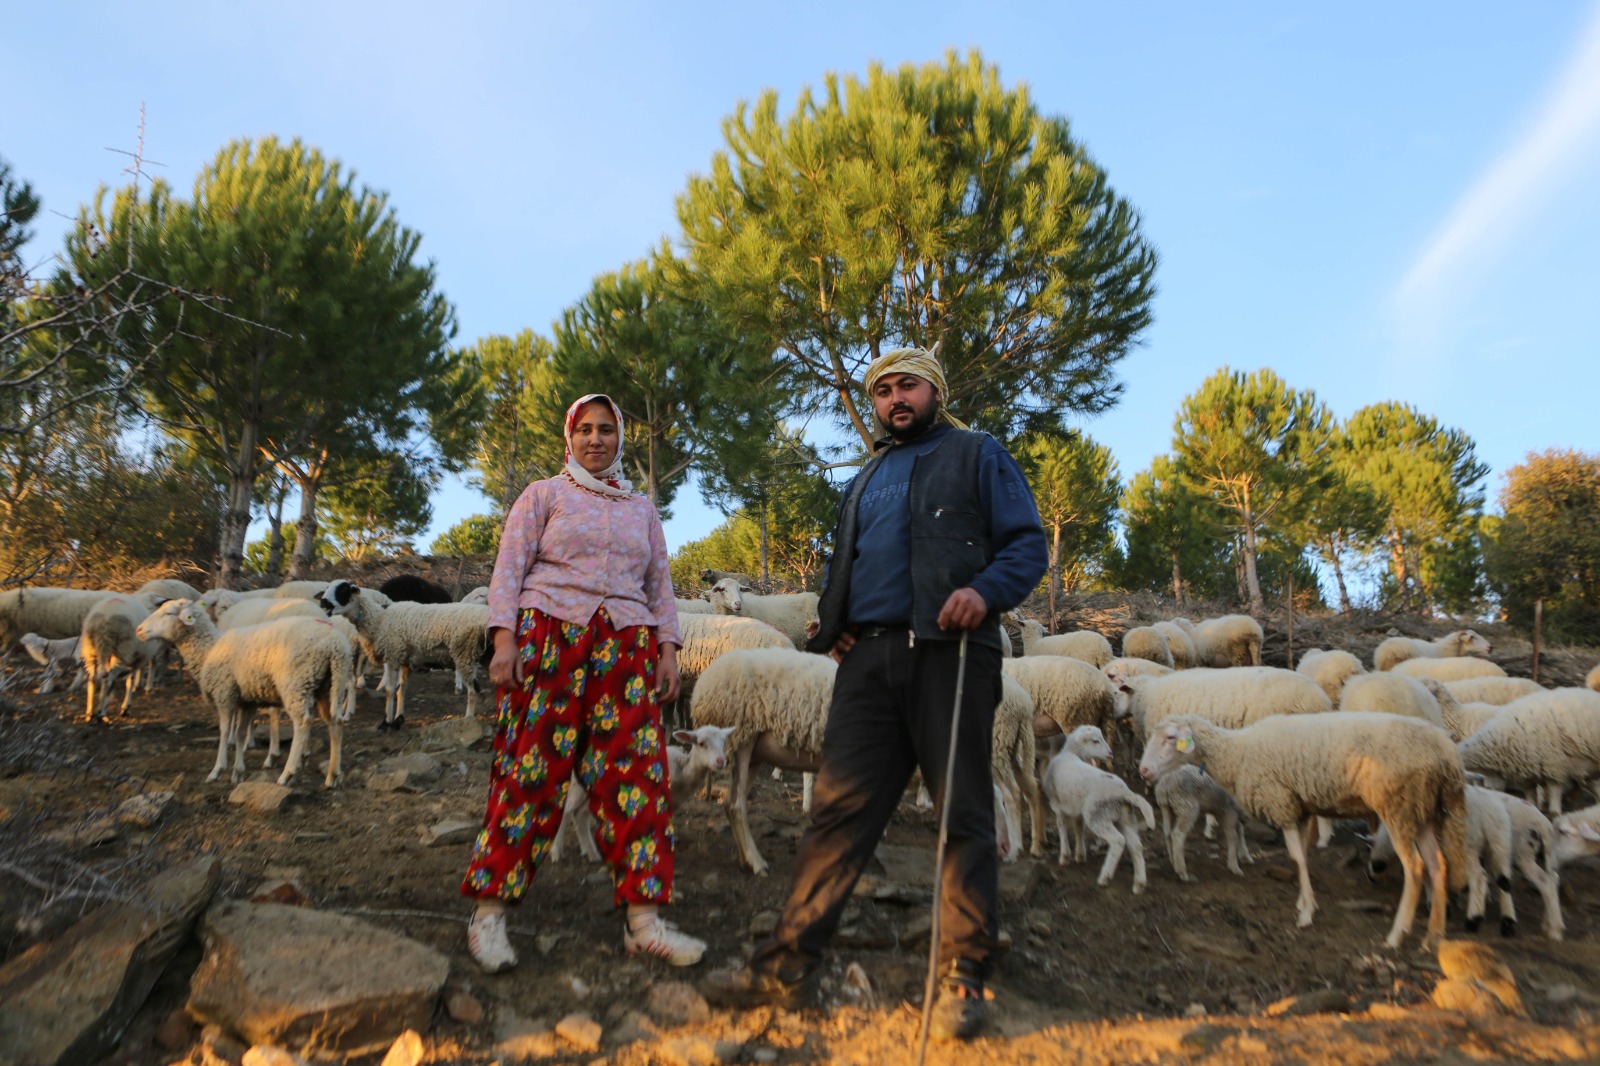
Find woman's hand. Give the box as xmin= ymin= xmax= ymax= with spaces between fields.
xmin=656 ymin=642 xmax=681 ymax=704
xmin=488 ymin=628 xmax=522 ymax=689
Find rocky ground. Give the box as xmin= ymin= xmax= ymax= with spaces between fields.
xmin=2 ymin=639 xmax=1599 ymax=1064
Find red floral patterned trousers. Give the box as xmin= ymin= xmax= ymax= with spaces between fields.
xmin=461 ymin=607 xmax=675 ymax=907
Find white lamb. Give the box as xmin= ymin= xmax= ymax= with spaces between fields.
xmin=1553 ymin=803 xmax=1600 ymax=867
xmin=319 ymin=580 xmax=489 ymax=726
xmin=1151 ymin=764 xmax=1252 ymax=880
xmin=702 ymin=578 xmax=819 ymax=650
xmin=80 ymin=590 xmax=170 ymax=721
xmin=1118 ymin=626 xmax=1173 ymax=669
xmin=1112 ymin=667 xmax=1332 ymax=742
xmin=17 ymin=633 xmax=84 ymax=694
xmin=1373 ymin=629 xmax=1492 ymax=672
xmin=1456 ymin=688 xmax=1600 ymax=814
xmin=1150 ymin=621 xmax=1197 ymax=669
xmin=1189 ymin=614 xmax=1263 ymax=667
xmin=1140 ymin=712 xmax=1469 ymax=948
xmin=1445 ymin=676 xmax=1543 ymax=706
xmin=136 ymin=600 xmax=352 ymax=787
xmin=1491 ymin=790 xmax=1564 ymax=940
xmin=1019 ymin=619 xmax=1114 ymax=668
xmin=1040 ymin=725 xmax=1155 ymax=892
xmin=1392 ymin=657 xmax=1506 ymax=683
xmin=1296 ymin=649 xmax=1365 ymax=706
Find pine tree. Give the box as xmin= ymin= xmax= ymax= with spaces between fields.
xmin=1018 ymin=431 xmax=1120 ymax=625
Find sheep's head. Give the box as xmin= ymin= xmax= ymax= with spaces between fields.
xmin=18 ymin=633 xmax=49 ymax=664
xmin=1140 ymin=716 xmax=1202 ymax=783
xmin=672 ymin=724 xmax=736 ymax=773
xmin=1064 ymin=724 xmax=1112 ymax=763
xmin=705 ymin=578 xmax=744 ymax=614
xmin=1554 ymin=817 xmax=1600 ymax=866
xmin=320 ymin=579 xmax=361 ymax=617
xmin=1110 ymin=676 xmax=1150 ymax=720
xmin=136 ymin=598 xmax=200 ymax=642
xmin=1456 ymin=629 xmax=1493 ymax=656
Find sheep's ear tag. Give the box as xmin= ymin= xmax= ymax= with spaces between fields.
xmin=1175 ymin=735 xmax=1194 ymax=753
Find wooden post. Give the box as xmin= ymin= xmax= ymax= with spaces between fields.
xmin=1532 ymin=598 xmax=1543 ymax=684
xmin=1285 ymin=569 xmax=1295 ymax=670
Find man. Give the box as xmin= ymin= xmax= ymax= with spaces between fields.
xmin=700 ymin=346 xmax=1048 ymax=1040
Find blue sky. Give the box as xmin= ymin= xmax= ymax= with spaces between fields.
xmin=11 ymin=2 xmax=1600 ymax=554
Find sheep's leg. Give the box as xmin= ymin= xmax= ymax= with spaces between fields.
xmin=208 ymin=706 xmax=234 ymax=782
xmin=1170 ymin=807 xmax=1197 ymax=882
xmin=1203 ymin=812 xmax=1217 ymax=841
xmin=263 ymin=710 xmax=283 ymax=767
xmin=394 ymin=665 xmax=410 ymax=725
xmin=1124 ymin=818 xmax=1148 ymax=894
xmin=1088 ymin=813 xmax=1127 ymax=889
xmin=802 ymin=771 xmax=815 ymax=813
xmin=1315 ymin=816 xmax=1334 ymax=848
xmin=1022 ymin=765 xmax=1045 ymax=859
xmin=84 ymin=666 xmax=99 ymax=722
xmin=1384 ymin=825 xmax=1429 ymax=949
xmin=1517 ymin=854 xmax=1564 ymax=941
xmin=1544 ymin=780 xmax=1564 ymax=817
xmin=1464 ymin=853 xmax=1488 ymax=933
xmin=1282 ymin=819 xmax=1318 ymax=929
xmin=998 ymin=781 xmax=1023 ymax=865
xmin=1054 ymin=807 xmax=1071 ymax=866
xmin=728 ymin=742 xmax=767 ymax=876
xmin=118 ymin=668 xmax=138 ymax=716
xmin=277 ymin=697 xmax=314 ymax=786
xmin=1418 ymin=824 xmax=1448 ymax=948
xmin=1224 ymin=810 xmax=1245 ymax=875
xmin=322 ymin=696 xmax=342 ymax=788
xmin=1073 ymin=816 xmax=1088 ymax=862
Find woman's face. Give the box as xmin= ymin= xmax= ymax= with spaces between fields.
xmin=570 ymin=400 xmax=620 ymax=475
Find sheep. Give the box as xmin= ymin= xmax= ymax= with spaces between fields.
xmin=699 ymin=568 xmax=753 ymax=587
xmin=673 ymin=613 xmax=792 ymax=707
xmin=0 ymin=587 xmax=117 ymax=651
xmin=136 ymin=600 xmax=352 ymax=787
xmin=1001 ymin=656 xmax=1116 ymax=741
xmin=1118 ymin=626 xmax=1173 ymax=669
xmin=1103 ymin=657 xmax=1174 ymax=685
xmin=227 ymin=613 xmax=364 ymax=760
xmin=1426 ymin=681 xmax=1503 ymax=742
xmin=1392 ymin=657 xmax=1507 ymax=683
xmin=460 ymin=586 xmax=490 ymax=605
xmin=1457 ymin=688 xmax=1600 ymax=814
xmin=319 ymin=580 xmax=490 ymax=727
xmin=17 ymin=633 xmax=84 ymax=694
xmin=379 ymin=573 xmax=455 ymax=604
xmin=137 ymin=578 xmax=203 ymax=601
xmin=1338 ymin=673 xmax=1446 ymax=728
xmin=689 ymin=648 xmax=836 ymax=875
xmin=1152 ymin=764 xmax=1252 ymax=880
xmin=1296 ymin=649 xmax=1365 ymax=706
xmin=553 ymin=724 xmax=738 ymax=863
xmin=196 ymin=589 xmax=244 ymax=619
xmin=216 ymin=597 xmax=324 ymax=631
xmin=1040 ymin=725 xmax=1155 ymax=892
xmin=80 ymin=591 xmax=170 ymax=721
xmin=992 ymin=675 xmax=1044 ymax=860
xmin=1589 ymin=664 xmax=1600 ymax=693
xmin=1491 ymin=790 xmax=1564 ymax=940
xmin=1112 ymin=667 xmax=1333 ymax=742
xmin=1150 ymin=621 xmax=1197 ymax=669
xmin=674 ymin=597 xmax=714 ymax=616
xmin=702 ymin=578 xmax=818 ymax=650
xmin=1140 ymin=712 xmax=1469 ymax=948
xmin=1553 ymin=803 xmax=1600 ymax=867
xmin=1374 ymin=629 xmax=1492 ymax=672
xmin=1445 ymin=677 xmax=1544 ymax=706
xmin=1018 ymin=619 xmax=1114 ymax=668
xmin=1190 ymin=614 xmax=1263 ymax=667
xmin=1370 ymin=784 xmax=1514 ymax=937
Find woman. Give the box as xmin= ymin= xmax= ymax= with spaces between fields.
xmin=461 ymin=393 xmax=703 ymax=972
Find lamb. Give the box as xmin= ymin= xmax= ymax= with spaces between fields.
xmin=460 ymin=586 xmax=490 ymax=605
xmin=1019 ymin=619 xmax=1114 ymax=668
xmin=992 ymin=675 xmax=1045 ymax=860
xmin=379 ymin=573 xmax=455 ymax=604
xmin=1151 ymin=764 xmax=1252 ymax=880
xmin=1190 ymin=614 xmax=1263 ymax=667
xmin=1118 ymin=626 xmax=1173 ymax=669
xmin=1445 ymin=677 xmax=1543 ymax=706
xmin=80 ymin=590 xmax=170 ymax=721
xmin=1491 ymin=790 xmax=1564 ymax=940
xmin=319 ymin=580 xmax=490 ymax=726
xmin=1112 ymin=667 xmax=1332 ymax=742
xmin=1338 ymin=673 xmax=1446 ymax=728
xmin=1456 ymin=688 xmax=1600 ymax=814
xmin=689 ymin=647 xmax=836 ymax=875
xmin=1001 ymin=656 xmax=1116 ymax=741
xmin=702 ymin=578 xmax=819 ymax=650
xmin=1370 ymin=784 xmax=1514 ymax=937
xmin=136 ymin=600 xmax=351 ymax=787
xmin=17 ymin=633 xmax=84 ymax=694
xmin=1296 ymin=649 xmax=1365 ymax=706
xmin=1150 ymin=621 xmax=1197 ymax=669
xmin=1040 ymin=725 xmax=1155 ymax=892
xmin=1553 ymin=803 xmax=1600 ymax=867
xmin=1140 ymin=712 xmax=1469 ymax=948
xmin=1392 ymin=657 xmax=1506 ymax=683
xmin=0 ymin=587 xmax=117 ymax=650
xmin=1373 ymin=629 xmax=1492 ymax=672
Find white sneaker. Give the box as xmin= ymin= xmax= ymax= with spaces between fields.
xmin=467 ymin=910 xmax=517 ymax=974
xmin=624 ymin=916 xmax=706 ymax=967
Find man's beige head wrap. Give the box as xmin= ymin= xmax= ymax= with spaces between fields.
xmin=861 ymin=345 xmax=968 ymax=432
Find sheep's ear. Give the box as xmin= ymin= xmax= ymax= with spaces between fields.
xmin=1174 ymin=729 xmax=1195 ymax=754
xmin=671 ymin=729 xmax=693 ymax=745
xmin=739 ymin=584 xmax=753 ymax=592
xmin=178 ymin=605 xmax=198 ymax=625
xmin=1579 ymin=823 xmax=1600 ymax=843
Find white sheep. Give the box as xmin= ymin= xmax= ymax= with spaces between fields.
xmin=216 ymin=597 xmax=325 ymax=631
xmin=1112 ymin=666 xmax=1332 ymax=742
xmin=460 ymin=586 xmax=490 ymax=605
xmin=1 ymin=587 xmax=117 ymax=651
xmin=702 ymin=578 xmax=819 ymax=650
xmin=137 ymin=578 xmax=203 ymax=601
xmin=136 ymin=600 xmax=352 ymax=787
xmin=1140 ymin=712 xmax=1469 ymax=948
xmin=673 ymin=613 xmax=792 ymax=707
xmin=1001 ymin=656 xmax=1116 ymax=741
xmin=233 ymin=613 xmax=363 ymax=758
xmin=1374 ymin=629 xmax=1492 ymax=672
xmin=674 ymin=597 xmax=714 ymax=616
xmin=17 ymin=633 xmax=84 ymax=694
xmin=196 ymin=588 xmax=243 ymax=619
xmin=1102 ymin=657 xmax=1174 ymax=685
xmin=1457 ymin=688 xmax=1600 ymax=814
xmin=1189 ymin=614 xmax=1263 ymax=667
xmin=1553 ymin=803 xmax=1600 ymax=867
xmin=1338 ymin=672 xmax=1446 ymax=728
xmin=319 ymin=580 xmax=489 ymax=726
xmin=1296 ymin=649 xmax=1365 ymax=706
xmin=1152 ymin=764 xmax=1252 ymax=880
xmin=1019 ymin=619 xmax=1114 ymax=668
xmin=1445 ymin=676 xmax=1543 ymax=706
xmin=1491 ymin=790 xmax=1564 ymax=940
xmin=1370 ymin=784 xmax=1514 ymax=938
xmin=80 ymin=590 xmax=170 ymax=721
xmin=992 ymin=675 xmax=1044 ymax=861
xmin=689 ymin=647 xmax=835 ymax=876
xmin=1118 ymin=626 xmax=1173 ymax=669
xmin=1426 ymin=681 xmax=1503 ymax=742
xmin=1150 ymin=621 xmax=1197 ymax=669
xmin=1041 ymin=725 xmax=1155 ymax=892
xmin=244 ymin=579 xmax=335 ymax=601
xmin=1392 ymin=657 xmax=1506 ymax=683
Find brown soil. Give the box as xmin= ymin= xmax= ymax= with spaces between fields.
xmin=3 ymin=609 xmax=1599 ymax=1065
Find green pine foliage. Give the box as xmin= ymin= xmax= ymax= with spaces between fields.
xmin=1484 ymin=449 xmax=1600 ymax=642
xmin=431 ymin=514 xmax=503 ymax=558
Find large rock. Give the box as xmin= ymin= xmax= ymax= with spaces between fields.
xmin=0 ymin=855 xmax=221 ymax=1066
xmin=229 ymin=782 xmax=293 ymax=814
xmin=1436 ymin=940 xmax=1524 ymax=1016
xmin=186 ymin=901 xmax=449 ymax=1061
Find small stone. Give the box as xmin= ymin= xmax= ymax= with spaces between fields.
xmin=1433 ymin=977 xmax=1505 ymax=1016
xmin=1265 ymin=989 xmax=1349 ymax=1017
xmin=1264 ymin=865 xmax=1297 ymax=882
xmin=153 ymin=1007 xmax=195 ymax=1052
xmin=998 ymin=860 xmax=1043 ymax=904
xmin=753 ymin=1050 xmax=778 ymax=1064
xmin=419 ymin=716 xmax=484 ymax=752
xmin=568 ymin=974 xmax=591 ymax=997
xmin=380 ymin=752 xmax=442 ymax=783
xmin=366 ymin=771 xmax=410 ymax=792
xmin=380 ymin=1029 xmax=425 ymax=1066
xmin=657 ymin=1035 xmax=724 ymax=1066
xmin=606 ymin=1010 xmax=656 ymax=1046
xmin=1179 ymin=1024 xmax=1235 ymax=1052
xmin=202 ymin=1024 xmax=248 ymax=1066
xmin=248 ymin=878 xmax=312 ymax=907
xmin=1436 ymin=940 xmax=1524 ymax=1015
xmin=1183 ymin=1002 xmax=1206 ymax=1018
xmin=1543 ymin=983 xmax=1582 ymax=1006
xmin=536 ymin=933 xmax=566 ymax=957
xmin=117 ymin=790 xmax=175 ymax=827
xmin=417 ymin=819 xmax=477 ymax=847
xmin=842 ymin=962 xmax=874 ymax=1006
xmin=555 ymin=1013 xmax=602 ymax=1053
xmin=445 ymin=989 xmax=484 ymax=1025
xmin=1366 ymin=1003 xmax=1410 ymax=1021
xmin=241 ymin=1047 xmax=310 ymax=1066
xmin=648 ymin=981 xmax=711 ymax=1026
xmin=228 ymin=782 xmax=293 ymax=814
xmin=747 ymin=909 xmax=780 ymax=939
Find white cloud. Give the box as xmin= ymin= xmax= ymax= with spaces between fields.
xmin=1394 ymin=5 xmax=1600 ymax=346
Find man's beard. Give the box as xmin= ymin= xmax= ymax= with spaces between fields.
xmin=885 ymin=401 xmax=940 ymax=442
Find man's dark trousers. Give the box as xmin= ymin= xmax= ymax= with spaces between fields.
xmin=749 ymin=628 xmax=1004 ymax=981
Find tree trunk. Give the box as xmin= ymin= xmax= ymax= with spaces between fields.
xmin=287 ymin=452 xmax=328 ymax=580
xmin=1531 ymin=598 xmax=1543 ymax=684
xmin=215 ymin=422 xmax=259 ymax=591
xmin=758 ymin=503 xmax=770 ymax=586
xmin=265 ymin=478 xmax=288 ymax=578
xmin=1241 ymin=517 xmax=1264 ymax=618
xmin=1049 ymin=523 xmax=1061 ymax=631
xmin=1169 ymin=546 xmax=1184 ymax=605
xmin=1285 ymin=568 xmax=1296 ymax=670
xmin=1327 ymin=537 xmax=1352 ymax=614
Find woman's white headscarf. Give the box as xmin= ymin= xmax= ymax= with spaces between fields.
xmin=562 ymin=393 xmax=634 ymax=499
